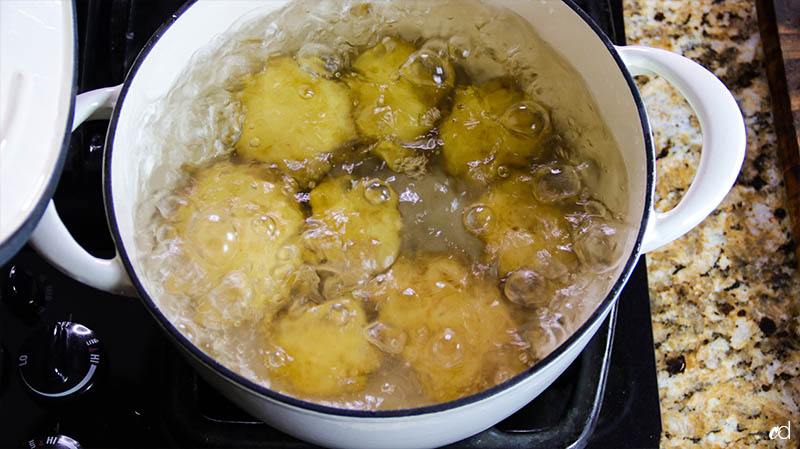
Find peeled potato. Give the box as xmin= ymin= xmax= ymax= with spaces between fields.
xmin=236 ymin=57 xmax=358 ymax=187
xmin=164 ymin=160 xmax=305 ymax=328
xmin=464 ymin=173 xmax=578 ymax=305
xmin=368 ymin=254 xmax=529 ymax=402
xmin=347 ymin=37 xmax=453 ymax=172
xmin=263 ymin=297 xmax=382 ymax=396
xmin=440 ymin=79 xmax=552 ymax=184
xmin=303 ymin=175 xmax=402 ymax=291
xmin=369 ymin=140 xmax=427 ymax=177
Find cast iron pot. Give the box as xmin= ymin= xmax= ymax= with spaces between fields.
xmin=28 ymin=1 xmax=745 ymax=448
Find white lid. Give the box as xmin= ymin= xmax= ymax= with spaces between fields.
xmin=0 ymin=1 xmax=76 ymax=264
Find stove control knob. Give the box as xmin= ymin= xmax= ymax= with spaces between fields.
xmin=18 ymin=322 xmax=104 ymax=402
xmin=2 ymin=264 xmax=52 ymax=325
xmin=25 ymin=434 xmax=83 ymax=449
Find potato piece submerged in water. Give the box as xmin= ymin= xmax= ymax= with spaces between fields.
xmin=440 ymin=79 xmax=552 ymax=184
xmin=263 ymin=297 xmax=382 ymax=396
xmin=368 ymin=254 xmax=529 ymax=402
xmin=236 ymin=56 xmax=358 ymax=187
xmin=463 ymin=172 xmax=578 ymax=307
xmin=164 ymin=160 xmax=305 ymax=328
xmin=347 ymin=37 xmax=454 ymax=173
xmin=303 ymin=175 xmax=402 ymax=291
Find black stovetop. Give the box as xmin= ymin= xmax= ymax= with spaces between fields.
xmin=0 ymin=1 xmax=661 ymax=448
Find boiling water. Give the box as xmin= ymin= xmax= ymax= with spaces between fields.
xmin=134 ymin=0 xmax=629 ymax=410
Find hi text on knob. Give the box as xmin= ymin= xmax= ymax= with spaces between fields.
xmin=17 ymin=322 xmax=104 ymax=403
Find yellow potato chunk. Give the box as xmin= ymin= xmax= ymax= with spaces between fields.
xmin=368 ymin=254 xmax=529 ymax=402
xmin=236 ymin=57 xmax=358 ymax=187
xmin=440 ymin=79 xmax=552 ymax=184
xmin=263 ymin=298 xmax=382 ymax=396
xmin=164 ymin=160 xmax=305 ymax=328
xmin=464 ymin=173 xmax=578 ymax=296
xmin=303 ymin=175 xmax=402 ymax=290
xmin=370 ymin=140 xmax=427 ymax=176
xmin=347 ymin=37 xmax=454 ymax=171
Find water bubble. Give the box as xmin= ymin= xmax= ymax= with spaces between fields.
xmin=531 ymin=164 xmax=581 ymax=203
xmin=297 ymin=43 xmax=347 ymax=78
xmin=252 ymin=215 xmax=277 ymax=237
xmin=155 ymin=195 xmax=187 ymax=219
xmin=364 ymin=322 xmax=407 ymax=354
xmin=421 ymin=38 xmax=449 ymax=58
xmin=496 ymin=165 xmax=510 ymax=178
xmin=583 ymin=200 xmax=611 ymax=219
xmin=462 ymin=204 xmax=493 ymax=235
xmin=524 ymin=319 xmax=568 ymax=359
xmin=400 ymin=48 xmax=453 ymax=88
xmin=289 ymin=265 xmax=321 ymax=299
xmin=187 ymin=211 xmax=239 ymax=265
xmin=364 ymin=180 xmax=392 ymax=205
xmin=267 ymin=347 xmax=289 ymax=368
xmin=430 ymin=328 xmax=464 ymax=368
xmin=282 ymin=182 xmax=295 ymax=196
xmin=297 ymin=84 xmax=315 ymax=99
xmin=501 ymin=101 xmax=550 ymax=139
xmin=380 ymin=36 xmax=397 ymax=52
xmin=326 ymin=301 xmax=354 ymax=325
xmin=200 ymin=271 xmax=252 ymax=327
xmin=248 ymin=137 xmax=261 ymax=148
xmin=532 ymin=249 xmax=570 ymax=281
xmin=447 ymin=35 xmax=472 ymax=59
xmin=574 ymin=220 xmax=623 ymax=273
xmin=493 ymin=368 xmax=515 ymax=384
xmin=156 ymin=224 xmax=177 ymax=242
xmin=504 ymin=268 xmax=549 ymax=308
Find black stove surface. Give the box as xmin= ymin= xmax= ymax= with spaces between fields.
xmin=0 ymin=1 xmax=661 ymax=448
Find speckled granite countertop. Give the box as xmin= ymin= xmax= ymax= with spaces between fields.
xmin=623 ymin=0 xmax=800 ymax=447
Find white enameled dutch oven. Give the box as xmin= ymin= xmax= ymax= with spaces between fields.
xmin=27 ymin=1 xmax=745 ymax=448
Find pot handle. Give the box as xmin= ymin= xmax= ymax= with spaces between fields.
xmin=28 ymin=85 xmax=136 ymax=297
xmin=616 ymin=46 xmax=745 ymax=253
